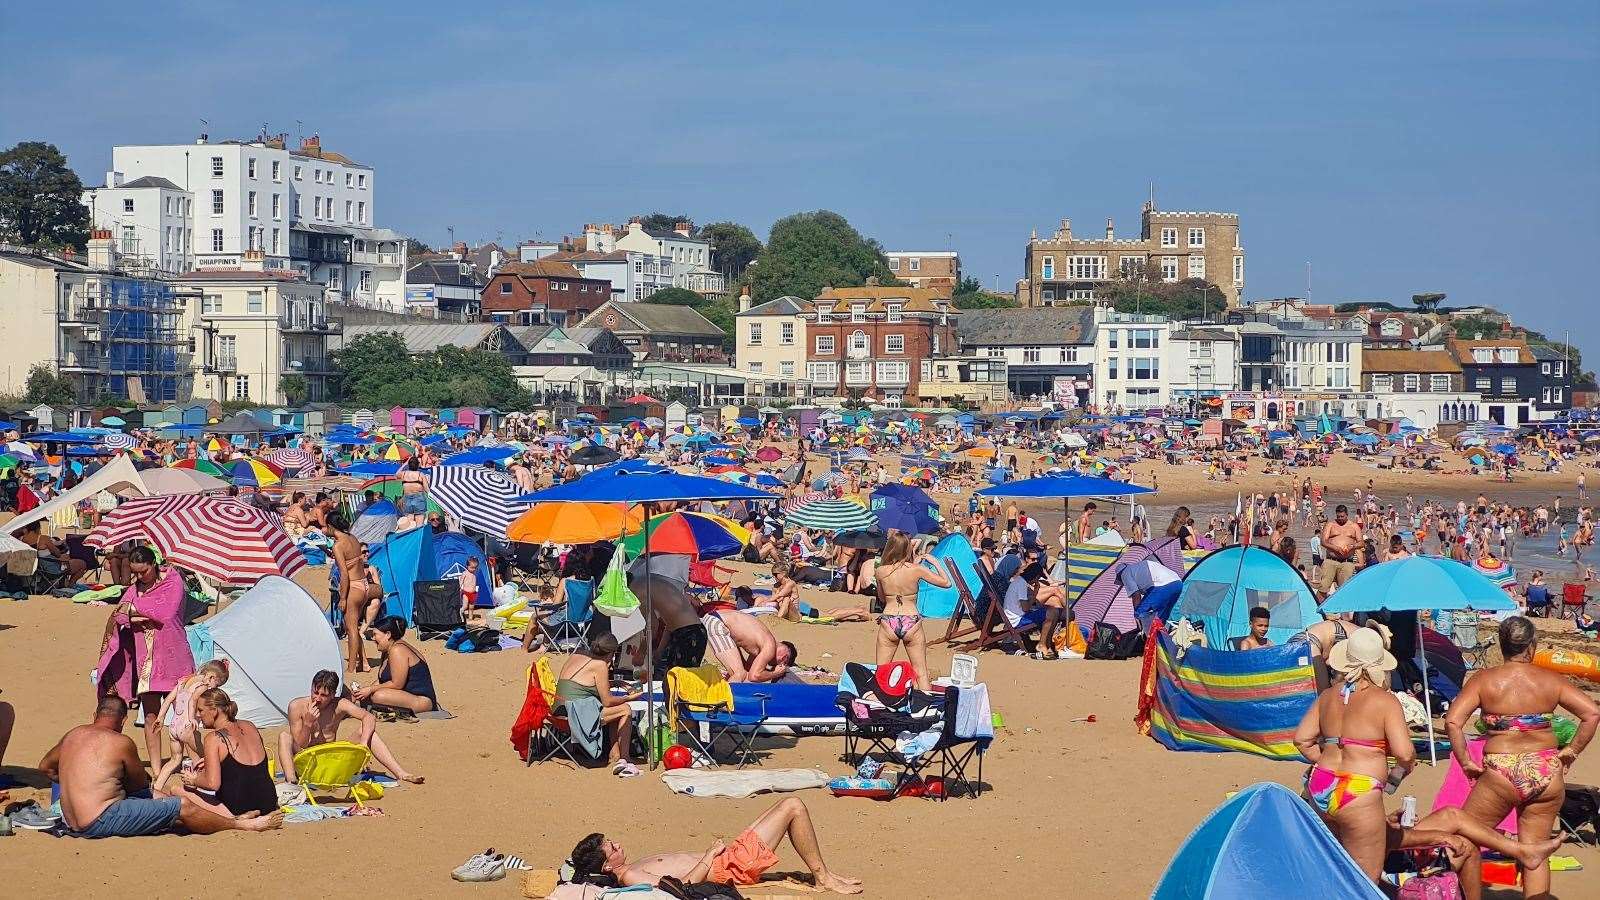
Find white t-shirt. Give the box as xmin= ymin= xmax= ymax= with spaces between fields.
xmin=1019 ymin=516 xmax=1041 ymax=544
xmin=1002 ymin=576 xmax=1029 ymax=627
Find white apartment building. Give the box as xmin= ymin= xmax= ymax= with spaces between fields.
xmin=81 ymin=175 xmax=193 ymax=274
xmin=612 ymin=220 xmax=725 ymax=297
xmin=1094 ymin=308 xmax=1171 ymax=410
xmin=547 ymin=249 xmax=674 ymax=302
xmin=1166 ymin=326 xmax=1239 ymax=397
xmin=99 ymin=133 xmax=405 ymax=307
xmin=734 ymin=292 xmax=807 ymax=387
xmin=1279 ymin=321 xmax=1363 ymax=393
xmin=178 ymin=252 xmax=337 ymax=405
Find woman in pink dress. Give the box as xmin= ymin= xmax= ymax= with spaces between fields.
xmin=95 ymin=546 xmax=195 ymax=773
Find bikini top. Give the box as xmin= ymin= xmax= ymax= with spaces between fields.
xmin=1479 ymin=712 xmax=1553 ymax=732
xmin=1321 ymin=735 xmax=1389 ymax=753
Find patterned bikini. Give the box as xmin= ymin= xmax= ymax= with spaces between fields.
xmin=1479 ymin=712 xmax=1560 ymax=803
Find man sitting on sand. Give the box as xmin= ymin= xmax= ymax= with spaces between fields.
xmin=568 ymin=797 xmax=861 ymax=894
xmin=38 ymin=695 xmax=282 ymax=837
xmin=278 ymin=670 xmax=423 ymax=785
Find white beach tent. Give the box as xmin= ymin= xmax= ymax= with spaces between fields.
xmin=4 ymin=454 xmax=148 ymax=534
xmin=196 ymin=575 xmax=342 ymax=727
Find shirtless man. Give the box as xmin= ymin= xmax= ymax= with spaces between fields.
xmin=1318 ymin=504 xmax=1363 ymax=598
xmin=568 ymin=797 xmax=861 ymax=894
xmin=633 ymin=572 xmax=707 ymax=679
xmin=277 ymin=670 xmax=423 ymax=785
xmin=39 ymin=695 xmax=281 ymax=837
xmin=705 ymin=606 xmax=791 ymax=683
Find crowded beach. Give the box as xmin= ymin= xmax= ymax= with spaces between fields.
xmin=1 ymin=403 xmax=1599 ymax=899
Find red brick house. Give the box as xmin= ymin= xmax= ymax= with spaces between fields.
xmin=801 ymin=280 xmax=957 ymax=403
xmin=480 ymin=260 xmax=611 ymax=327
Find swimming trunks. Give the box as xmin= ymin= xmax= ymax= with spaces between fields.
xmin=709 ymin=828 xmax=781 ymax=886
xmin=70 ymin=790 xmax=182 ymax=838
xmin=1303 ymin=765 xmax=1381 ymax=816
xmin=1483 ymin=748 xmax=1561 ymax=803
xmin=879 ymin=614 xmax=923 ymax=640
xmin=655 ymin=624 xmax=708 ymax=677
xmin=702 ymin=613 xmax=736 ymax=655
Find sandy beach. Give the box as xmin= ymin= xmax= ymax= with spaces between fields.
xmin=4 ymin=460 xmax=1600 ymax=899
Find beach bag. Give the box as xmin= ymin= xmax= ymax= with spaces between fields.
xmin=593 ymin=549 xmax=639 ymax=618
xmin=1086 ymin=623 xmax=1123 ymax=660
xmin=1396 ymin=849 xmax=1461 ymax=899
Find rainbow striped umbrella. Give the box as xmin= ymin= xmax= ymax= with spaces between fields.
xmin=1471 ymin=555 xmax=1517 ymax=588
xmin=375 ymin=440 xmax=414 ymax=461
xmin=227 ymin=458 xmax=284 ymax=487
xmin=172 ymin=458 xmax=228 ymax=477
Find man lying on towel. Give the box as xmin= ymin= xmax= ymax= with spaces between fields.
xmin=38 ymin=695 xmax=282 ymax=838
xmin=568 ymin=797 xmax=862 ymax=894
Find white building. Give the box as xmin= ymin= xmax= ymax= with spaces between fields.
xmin=955 ymin=306 xmax=1096 ymax=404
xmin=1278 ymin=320 xmax=1363 ymax=394
xmin=81 ymin=175 xmax=193 ymax=274
xmin=612 ymin=220 xmax=725 ymax=297
xmin=1166 ymin=326 xmax=1239 ymax=398
xmin=547 ymin=249 xmax=674 ymax=302
xmin=97 ymin=133 xmax=406 ymax=307
xmin=1094 ymin=308 xmax=1171 ymax=410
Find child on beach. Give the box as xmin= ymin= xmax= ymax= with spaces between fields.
xmin=153 ymin=659 xmax=229 ymax=786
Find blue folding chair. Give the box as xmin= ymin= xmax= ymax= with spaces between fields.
xmin=539 ymin=577 xmax=595 ymax=651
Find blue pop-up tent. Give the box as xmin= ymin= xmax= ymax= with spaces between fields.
xmin=433 ymin=531 xmax=493 ymax=608
xmin=368 ymin=526 xmax=438 ymax=624
xmin=1153 ymin=782 xmax=1382 ymax=898
xmin=1170 ymin=546 xmax=1320 ymax=648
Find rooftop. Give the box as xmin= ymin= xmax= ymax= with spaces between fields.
xmin=1446 ymin=338 xmax=1533 ymax=366
xmin=579 ymin=301 xmax=725 ymax=337
xmin=1361 ymin=349 xmax=1461 ymax=374
xmin=956 ymin=306 xmax=1094 ymax=346
xmin=341 ymin=323 xmax=514 ymax=354
xmin=739 ymin=296 xmax=808 ymax=317
xmin=814 ymin=284 xmax=951 ymax=313
xmin=499 ymin=260 xmax=584 ymax=280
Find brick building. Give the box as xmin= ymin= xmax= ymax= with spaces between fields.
xmin=576 ymin=300 xmax=727 ymax=364
xmin=885 ymin=250 xmax=960 ymax=294
xmin=480 ymin=260 xmax=611 ymax=327
xmin=1019 ymin=200 xmax=1243 ymax=307
xmin=801 ymin=279 xmax=957 ymax=404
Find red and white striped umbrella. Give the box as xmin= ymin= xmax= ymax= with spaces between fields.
xmin=87 ymin=495 xmax=304 ymax=585
xmin=268 ymin=447 xmax=317 ymax=473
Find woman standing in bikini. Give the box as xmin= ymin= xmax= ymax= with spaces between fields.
xmin=1445 ymin=616 xmax=1599 ymax=899
xmin=872 ymin=533 xmax=950 ymax=692
xmin=1292 ymin=628 xmax=1415 ymax=885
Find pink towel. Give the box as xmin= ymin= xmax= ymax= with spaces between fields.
xmin=1431 ymin=737 xmax=1517 ymax=834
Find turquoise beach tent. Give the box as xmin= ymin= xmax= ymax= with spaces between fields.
xmin=1153 ymin=782 xmax=1382 ymax=898
xmin=368 ymin=526 xmax=438 ymax=624
xmin=1170 ymin=546 xmax=1319 ymax=648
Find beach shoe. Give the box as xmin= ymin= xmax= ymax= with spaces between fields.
xmin=10 ymin=804 xmax=60 ymax=831
xmin=503 ymin=855 xmax=532 ymax=871
xmin=612 ymin=761 xmax=642 ymax=778
xmin=452 ymin=849 xmax=507 ymax=882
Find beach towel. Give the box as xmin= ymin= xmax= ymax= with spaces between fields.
xmin=661 ymin=768 xmax=830 ymax=798
xmin=953 ymin=682 xmax=993 ymax=740
xmin=1431 ymin=738 xmax=1516 ymax=833
xmin=94 ymin=567 xmax=195 ymax=702
xmin=564 ymin=695 xmax=605 ymax=759
xmin=666 ymin=664 xmax=734 ymax=734
xmin=1137 ymin=626 xmax=1317 ymax=760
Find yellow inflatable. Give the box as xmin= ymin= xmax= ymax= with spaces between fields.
xmin=1534 ymin=647 xmax=1600 ymax=684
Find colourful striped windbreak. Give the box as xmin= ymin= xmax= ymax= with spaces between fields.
xmin=1136 ymin=628 xmax=1317 ymax=760
xmin=1064 ymin=544 xmax=1207 ymax=601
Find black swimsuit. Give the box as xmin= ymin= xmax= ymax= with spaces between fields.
xmin=214 ymin=732 xmax=279 ymax=817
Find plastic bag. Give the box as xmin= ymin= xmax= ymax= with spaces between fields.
xmin=594 ymin=546 xmax=640 ymax=617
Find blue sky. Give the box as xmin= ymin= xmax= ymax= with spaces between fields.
xmin=4 ymin=1 xmax=1597 ymax=358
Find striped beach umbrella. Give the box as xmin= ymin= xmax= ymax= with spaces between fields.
xmin=87 ymin=495 xmax=304 ymax=585
xmin=618 ymin=511 xmax=749 ymax=559
xmin=782 ymin=490 xmax=828 ymax=513
xmin=100 ymin=433 xmax=137 ymax=451
xmin=228 ymin=458 xmax=284 ymax=487
xmin=427 ymin=465 xmax=532 ymax=536
xmin=269 ymin=447 xmax=316 ymax=473
xmin=784 ymin=499 xmax=878 ymax=532
xmin=172 ymin=458 xmax=229 ymax=477
xmin=1471 ymin=555 xmax=1517 ymax=589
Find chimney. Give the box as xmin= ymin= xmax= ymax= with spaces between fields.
xmin=300 ymin=134 xmax=321 ymax=154
xmin=1056 ymin=218 xmax=1072 ymax=240
xmin=738 ymin=288 xmax=752 ymax=313
xmin=196 ymin=133 xmax=208 ymax=145
xmin=107 ymin=170 xmax=124 ymax=188
xmin=241 ymin=249 xmax=267 ymax=272
xmin=87 ymin=229 xmax=116 ymax=270
xmin=1106 ymin=217 xmax=1115 ymax=240
xmin=673 ymin=221 xmax=692 ymax=236
xmin=452 ymin=241 xmax=468 ymax=259
xmin=866 ymin=276 xmax=880 ymax=286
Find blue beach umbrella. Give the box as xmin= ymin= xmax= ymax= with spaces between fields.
xmin=440 ymin=446 xmax=517 ymax=466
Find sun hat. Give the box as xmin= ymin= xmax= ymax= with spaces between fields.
xmin=1327 ymin=627 xmax=1397 ymax=684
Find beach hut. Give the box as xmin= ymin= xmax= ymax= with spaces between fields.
xmin=350 ymin=408 xmax=376 ymax=429
xmin=456 ymin=407 xmax=480 ymax=429
xmin=388 ymin=406 xmax=407 ymax=430
xmin=665 ymin=402 xmax=687 ymax=431
xmin=181 ymin=403 xmax=210 ymax=427
xmin=1169 ymin=546 xmax=1320 ymax=648
xmin=1151 ymin=782 xmax=1382 ymax=898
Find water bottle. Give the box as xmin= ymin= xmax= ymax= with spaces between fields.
xmin=1400 ymin=795 xmax=1417 ymax=828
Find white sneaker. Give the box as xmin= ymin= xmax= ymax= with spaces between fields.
xmin=451 ymin=849 xmax=507 ymax=882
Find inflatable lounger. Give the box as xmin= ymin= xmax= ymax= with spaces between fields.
xmin=632 ymin=681 xmax=845 ymax=736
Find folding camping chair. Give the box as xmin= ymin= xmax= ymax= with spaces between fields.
xmin=939 ymin=558 xmax=1025 ymax=653
xmin=526 ymin=656 xmax=593 ymax=767
xmin=900 ymin=686 xmax=990 ymax=801
xmin=539 ymin=578 xmax=595 ymax=652
xmin=669 ymin=665 xmax=770 ymax=768
xmin=833 ymin=662 xmax=940 ymax=764
xmin=1449 ymin=611 xmax=1493 ymax=670
xmin=28 ymin=550 xmax=73 ymax=597
xmin=504 ymin=541 xmax=554 ymax=593
xmin=1560 ymin=582 xmax=1595 ymax=620
xmin=289 ymin=741 xmax=374 ymax=807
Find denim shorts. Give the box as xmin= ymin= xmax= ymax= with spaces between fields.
xmin=399 ymin=493 xmax=428 ymax=515
xmin=71 ymin=790 xmax=182 ymax=838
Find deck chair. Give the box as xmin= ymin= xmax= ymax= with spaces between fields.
xmin=668 ymin=665 xmax=769 ymax=768
xmin=526 ymin=656 xmax=594 ymax=767
xmin=539 ymin=578 xmax=595 ymax=652
xmin=291 ymin=741 xmax=374 ymax=807
xmin=900 ymin=686 xmax=990 ymax=801
xmin=939 ymin=558 xmax=1024 ymax=653
xmin=1449 ymin=612 xmax=1492 ymax=669
xmin=1560 ymin=583 xmax=1594 ymax=620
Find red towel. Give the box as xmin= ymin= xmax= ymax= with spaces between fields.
xmin=509 ymin=671 xmax=550 ymax=762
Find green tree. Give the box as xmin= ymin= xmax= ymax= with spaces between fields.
xmin=23 ymin=362 xmax=77 ymax=406
xmin=0 ymin=141 xmax=91 ymax=251
xmin=700 ymin=221 xmax=763 ymax=281
xmin=432 ymin=345 xmax=534 ymax=410
xmin=952 ymin=276 xmax=1018 ymax=310
xmin=745 ymin=210 xmax=896 ymax=303
xmin=1096 ymin=272 xmax=1225 ymax=319
xmin=1412 ymin=292 xmax=1446 ymax=312
xmin=1451 ymin=316 xmax=1506 ymax=340
xmin=330 ymin=331 xmax=414 ymax=404
xmin=406 ymin=237 xmax=434 ymax=256
xmin=278 ymin=374 xmax=309 ymax=406
xmin=643 ymin=287 xmax=703 ymax=306
xmin=635 ymin=213 xmax=694 ymax=233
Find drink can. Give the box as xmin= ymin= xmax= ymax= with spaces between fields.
xmin=1400 ymin=795 xmax=1417 ymax=827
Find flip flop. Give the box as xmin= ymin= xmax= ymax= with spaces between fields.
xmin=612 ymin=761 xmax=642 ymax=778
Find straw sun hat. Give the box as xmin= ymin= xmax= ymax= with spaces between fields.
xmin=1327 ymin=627 xmax=1397 ymax=682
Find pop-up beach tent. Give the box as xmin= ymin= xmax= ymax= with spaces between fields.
xmin=368 ymin=525 xmax=438 ymax=624
xmin=1073 ymin=536 xmax=1187 ymax=634
xmin=187 ymin=576 xmax=343 ymax=726
xmin=434 ymin=530 xmax=493 ymax=607
xmin=1152 ymin=782 xmax=1383 ymax=898
xmin=1169 ymin=546 xmax=1319 ymax=648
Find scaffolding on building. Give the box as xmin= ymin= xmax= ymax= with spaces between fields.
xmin=58 ymin=276 xmax=194 ymax=403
